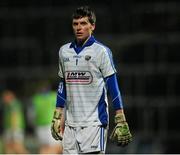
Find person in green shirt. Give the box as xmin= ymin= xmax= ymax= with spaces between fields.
xmin=2 ymin=90 xmax=29 ymax=154
xmin=31 ymin=82 xmax=63 ymax=154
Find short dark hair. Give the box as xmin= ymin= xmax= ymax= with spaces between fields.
xmin=72 ymin=6 xmax=96 ymax=24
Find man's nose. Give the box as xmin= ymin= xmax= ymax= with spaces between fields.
xmin=77 ymin=24 xmax=82 ymax=30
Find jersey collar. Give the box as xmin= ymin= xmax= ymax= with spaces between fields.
xmin=70 ymin=35 xmax=96 ymax=54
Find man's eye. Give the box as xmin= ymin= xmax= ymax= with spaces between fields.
xmin=81 ymin=22 xmax=87 ymax=25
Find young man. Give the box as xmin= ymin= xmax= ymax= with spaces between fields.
xmin=51 ymin=6 xmax=132 ymax=154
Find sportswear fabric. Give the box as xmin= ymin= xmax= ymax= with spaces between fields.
xmin=57 ymin=36 xmax=121 ymax=127
xmin=63 ymin=125 xmax=107 ymax=154
xmin=104 ymin=74 xmax=123 ymax=110
xmin=3 ymin=99 xmax=25 ymax=129
xmin=32 ymin=91 xmax=56 ymax=125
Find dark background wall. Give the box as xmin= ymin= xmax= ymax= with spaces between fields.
xmin=0 ymin=0 xmax=180 ymax=153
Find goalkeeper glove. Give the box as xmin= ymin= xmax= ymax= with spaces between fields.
xmin=51 ymin=109 xmax=63 ymax=140
xmin=110 ymin=112 xmax=132 ymax=146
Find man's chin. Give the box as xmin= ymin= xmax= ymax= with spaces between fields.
xmin=76 ymin=37 xmax=85 ymax=43
xmin=76 ymin=36 xmax=90 ymax=43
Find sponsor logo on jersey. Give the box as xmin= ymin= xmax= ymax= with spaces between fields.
xmin=65 ymin=71 xmax=93 ymax=85
xmin=63 ymin=57 xmax=70 ymax=62
xmin=91 ymin=145 xmax=98 ymax=149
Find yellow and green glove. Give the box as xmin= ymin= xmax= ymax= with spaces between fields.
xmin=110 ymin=112 xmax=132 ymax=146
xmin=51 ymin=109 xmax=63 ymax=140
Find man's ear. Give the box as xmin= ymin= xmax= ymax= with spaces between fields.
xmin=91 ymin=24 xmax=95 ymax=31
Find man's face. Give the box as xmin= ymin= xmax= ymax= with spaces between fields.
xmin=72 ymin=17 xmax=95 ymax=43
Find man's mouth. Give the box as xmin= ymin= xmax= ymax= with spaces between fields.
xmin=76 ymin=32 xmax=83 ymax=36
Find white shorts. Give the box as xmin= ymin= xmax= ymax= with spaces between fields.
xmin=63 ymin=125 xmax=107 ymax=154
xmin=36 ymin=125 xmax=62 ymax=146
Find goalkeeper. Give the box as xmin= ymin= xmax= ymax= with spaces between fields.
xmin=51 ymin=5 xmax=132 ymax=154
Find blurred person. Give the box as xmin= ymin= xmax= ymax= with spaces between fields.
xmin=1 ymin=90 xmax=29 ymax=154
xmin=51 ymin=6 xmax=132 ymax=154
xmin=31 ymin=81 xmax=63 ymax=154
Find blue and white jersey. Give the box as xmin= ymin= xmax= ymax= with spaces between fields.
xmin=58 ymin=36 xmax=116 ymax=127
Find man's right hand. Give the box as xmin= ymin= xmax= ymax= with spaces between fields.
xmin=51 ymin=108 xmax=63 ymax=140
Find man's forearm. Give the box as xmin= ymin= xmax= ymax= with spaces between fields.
xmin=105 ymin=73 xmax=123 ymax=110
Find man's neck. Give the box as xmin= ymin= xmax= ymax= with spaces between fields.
xmin=76 ymin=36 xmax=91 ymax=47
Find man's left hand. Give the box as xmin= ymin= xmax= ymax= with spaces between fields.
xmin=110 ymin=112 xmax=132 ymax=146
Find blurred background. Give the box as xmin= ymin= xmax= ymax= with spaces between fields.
xmin=0 ymin=0 xmax=180 ymax=154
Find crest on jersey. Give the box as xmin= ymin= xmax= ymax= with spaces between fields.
xmin=65 ymin=71 xmax=93 ymax=85
xmin=85 ymin=55 xmax=91 ymax=61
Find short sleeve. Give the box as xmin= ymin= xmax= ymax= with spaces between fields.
xmin=58 ymin=47 xmax=64 ymax=78
xmin=99 ymin=48 xmax=116 ymax=78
